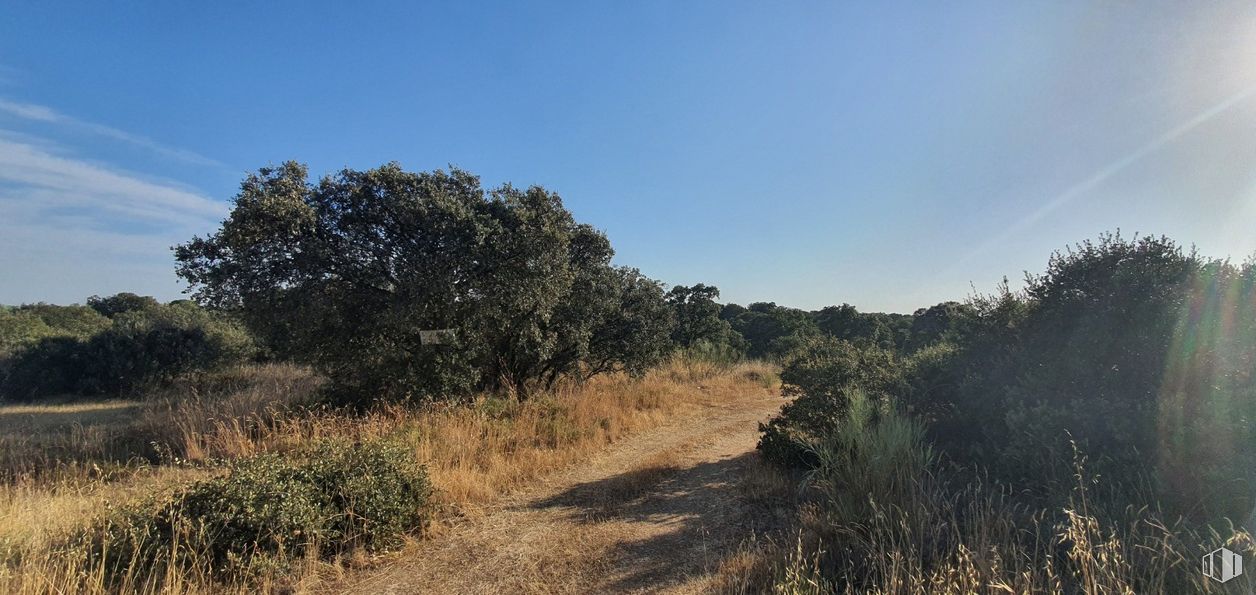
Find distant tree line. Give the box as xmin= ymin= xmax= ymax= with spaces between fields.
xmin=0 ymin=294 xmax=254 ymax=399
xmin=1 ymin=161 xmax=959 ymax=403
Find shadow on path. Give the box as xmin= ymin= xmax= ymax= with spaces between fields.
xmin=529 ymin=450 xmax=770 ymax=592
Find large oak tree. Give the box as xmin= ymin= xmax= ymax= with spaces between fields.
xmin=176 ymin=162 xmax=673 ymax=401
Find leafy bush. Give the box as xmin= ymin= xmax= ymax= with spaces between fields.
xmin=804 ymin=390 xmax=934 ymax=525
xmin=725 ymin=302 xmax=819 ymax=359
xmin=0 ymin=336 xmax=88 ymax=398
xmin=0 ymin=304 xmax=110 ymax=359
xmin=758 ymin=337 xmax=902 ymax=467
xmin=899 ymin=341 xmax=960 ymax=419
xmin=928 ymin=235 xmax=1256 ymax=518
xmin=0 ymin=308 xmax=55 ymax=360
xmin=763 ymin=234 xmax=1256 ymax=520
xmin=1 ymin=301 xmax=255 ymax=400
xmin=85 ymin=440 xmax=432 ymax=582
xmin=13 ymin=303 xmax=112 ymax=338
xmin=813 ymin=303 xmax=914 ymax=351
xmin=80 ymin=303 xmax=256 ymax=395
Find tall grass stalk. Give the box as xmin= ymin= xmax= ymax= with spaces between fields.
xmin=773 ymin=402 xmax=1256 ymax=593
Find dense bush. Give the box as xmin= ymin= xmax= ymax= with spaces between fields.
xmin=87 ymin=292 xmax=162 ymax=318
xmin=724 ymin=302 xmax=819 ymax=359
xmin=904 ymin=301 xmax=975 ymax=352
xmin=813 ymin=303 xmax=914 ymax=351
xmin=0 ymin=299 xmax=255 ymax=400
xmin=0 ymin=336 xmax=87 ymax=398
xmin=0 ymin=304 xmax=110 ymax=359
xmin=757 ymin=336 xmax=902 ymax=467
xmin=85 ymin=440 xmax=432 ymax=582
xmin=759 ymin=234 xmax=1256 ymax=592
xmin=762 ymin=233 xmax=1256 ymax=521
xmin=932 ymin=235 xmax=1256 ymax=518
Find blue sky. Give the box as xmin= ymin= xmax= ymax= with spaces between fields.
xmin=2 ymin=2 xmax=1255 ymax=312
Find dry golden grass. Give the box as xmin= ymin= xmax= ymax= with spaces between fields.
xmin=0 ymin=357 xmax=779 ymax=594
xmin=707 ymin=456 xmax=799 ymax=595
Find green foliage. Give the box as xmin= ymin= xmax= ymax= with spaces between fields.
xmin=0 ymin=304 xmax=110 ymax=359
xmin=0 ymin=301 xmax=255 ymax=400
xmin=0 ymin=337 xmax=87 ymax=398
xmin=725 ymin=302 xmax=819 ymax=359
xmin=17 ymin=303 xmax=112 ymax=337
xmin=929 ymin=235 xmax=1229 ymax=500
xmin=666 ymin=284 xmax=746 ymax=356
xmin=87 ymin=292 xmax=162 ymax=318
xmin=813 ymin=303 xmax=913 ymax=351
xmin=805 ymin=390 xmax=934 ymax=525
xmin=584 ymin=268 xmax=677 ymax=379
xmin=84 ymin=440 xmax=432 ymax=582
xmin=906 ymin=301 xmax=976 ymax=351
xmin=680 ymin=337 xmax=746 ymax=366
xmin=777 ymin=336 xmax=902 ymax=402
xmin=758 ymin=337 xmax=902 ymax=467
xmin=898 ymin=341 xmax=960 ymax=420
xmin=765 ymin=233 xmax=1256 ymax=521
xmin=176 ymin=163 xmax=674 ymax=402
xmin=0 ymin=308 xmax=55 ymax=360
xmin=80 ymin=304 xmax=256 ymax=395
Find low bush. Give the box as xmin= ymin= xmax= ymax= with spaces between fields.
xmin=757 ymin=336 xmax=902 ymax=467
xmin=82 ymin=439 xmax=432 ymax=584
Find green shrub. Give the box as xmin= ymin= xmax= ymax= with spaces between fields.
xmin=805 ymin=390 xmax=934 ymax=525
xmin=1 ymin=301 xmax=256 ymax=400
xmin=930 ymin=235 xmax=1256 ymax=518
xmin=681 ymin=337 xmax=745 ymax=366
xmin=726 ymin=302 xmax=819 ymax=359
xmin=0 ymin=304 xmax=110 ymax=359
xmin=777 ymin=336 xmax=902 ymax=404
xmin=83 ymin=440 xmax=432 ymax=583
xmin=899 ymin=341 xmax=960 ymax=419
xmin=0 ymin=336 xmax=88 ymax=399
xmin=0 ymin=308 xmax=55 ymax=360
xmin=758 ymin=337 xmax=903 ymax=468
xmin=14 ymin=303 xmax=111 ymax=338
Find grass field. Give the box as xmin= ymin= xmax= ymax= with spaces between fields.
xmin=0 ymin=358 xmax=779 ymax=594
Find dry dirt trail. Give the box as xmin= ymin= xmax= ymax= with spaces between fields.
xmin=339 ymin=390 xmax=786 ymax=594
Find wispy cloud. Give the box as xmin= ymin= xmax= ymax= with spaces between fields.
xmin=0 ymin=134 xmax=226 ymax=303
xmin=0 ymin=97 xmax=228 ymax=168
xmin=0 ymin=135 xmax=227 ymax=225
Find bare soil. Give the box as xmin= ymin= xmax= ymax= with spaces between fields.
xmin=337 ymin=391 xmax=785 ymax=594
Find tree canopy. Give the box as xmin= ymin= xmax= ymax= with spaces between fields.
xmin=176 ymin=163 xmax=674 ymax=401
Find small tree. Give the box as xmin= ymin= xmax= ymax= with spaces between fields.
xmin=584 ymin=268 xmax=676 ymax=379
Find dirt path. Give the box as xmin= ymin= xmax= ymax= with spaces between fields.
xmin=339 ymin=391 xmax=785 ymax=594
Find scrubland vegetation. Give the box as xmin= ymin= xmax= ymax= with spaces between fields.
xmin=0 ymin=161 xmax=793 ymax=593
xmin=0 ymin=358 xmax=778 ymax=593
xmin=737 ymin=234 xmax=1256 ymax=594
xmin=3 ymin=161 xmax=1253 ymax=594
